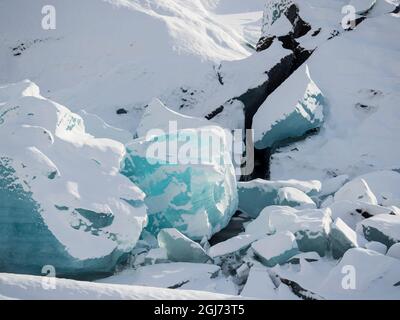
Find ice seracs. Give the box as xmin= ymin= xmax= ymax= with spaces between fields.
xmin=334 ymin=178 xmax=378 ymax=205
xmin=253 ymin=65 xmax=325 ymax=150
xmin=0 ymin=81 xmax=147 ymax=279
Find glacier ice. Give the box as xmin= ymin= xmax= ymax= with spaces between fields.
xmin=144 ymin=248 xmax=168 ymax=265
xmin=237 ymin=178 xmax=321 ymax=218
xmin=277 ymin=187 xmax=316 ymax=209
xmin=269 ymin=207 xmax=332 ymax=257
xmin=329 ymin=218 xmax=358 ymax=259
xmin=253 ymin=65 xmax=325 ymax=150
xmin=122 ymin=121 xmax=238 ymax=240
xmin=157 ymin=228 xmax=210 ymax=263
xmin=0 ymin=81 xmax=147 ymax=279
xmin=251 ymin=231 xmax=299 ymax=267
xmin=358 ymin=214 xmax=400 ymax=248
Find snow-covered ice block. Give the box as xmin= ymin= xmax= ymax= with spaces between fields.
xmin=0 ymin=81 xmax=147 ymax=279
xmin=387 ymin=243 xmax=400 ymax=260
xmin=357 ymin=214 xmax=400 ymax=248
xmin=334 ymin=178 xmax=378 ymax=205
xmin=122 ymin=125 xmax=238 ymax=240
xmin=245 ymin=206 xmax=297 ymax=236
xmin=277 ymin=187 xmax=316 ymax=209
xmin=157 ymin=228 xmax=210 ymax=263
xmin=238 ymin=179 xmax=321 ymax=218
xmin=329 ymin=218 xmax=358 ymax=259
xmin=209 ymin=234 xmax=261 ymax=259
xmin=319 ymin=248 xmax=400 ymax=299
xmin=251 ymin=231 xmax=299 ymax=267
xmin=253 ymin=65 xmax=325 ymax=149
xmin=269 ymin=208 xmax=332 ymax=256
xmin=365 ymin=241 xmax=387 ymax=255
xmin=329 ymin=200 xmax=393 ymax=230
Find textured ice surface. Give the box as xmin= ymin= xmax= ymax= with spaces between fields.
xmin=358 ymin=214 xmax=400 ymax=248
xmin=251 ymin=231 xmax=299 ymax=267
xmin=122 ymin=124 xmax=238 ymax=240
xmin=253 ymin=65 xmax=325 ymax=149
xmin=237 ymin=179 xmax=321 ymax=218
xmin=0 ymin=81 xmax=147 ymax=279
xmin=209 ymin=234 xmax=261 ymax=259
xmin=158 ymin=228 xmax=210 ymax=263
xmin=329 ymin=218 xmax=358 ymax=259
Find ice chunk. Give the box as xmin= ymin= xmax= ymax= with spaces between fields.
xmin=365 ymin=241 xmax=387 ymax=255
xmin=0 ymin=81 xmax=147 ymax=279
xmin=355 ymin=171 xmax=400 ymax=207
xmin=253 ymin=65 xmax=325 ymax=149
xmin=387 ymin=243 xmax=400 ymax=260
xmin=357 ymin=214 xmax=400 ymax=248
xmin=209 ymin=234 xmax=261 ymax=259
xmin=251 ymin=231 xmax=299 ymax=267
xmin=157 ymin=228 xmax=210 ymax=263
xmin=329 ymin=218 xmax=358 ymax=259
xmin=238 ymin=178 xmax=321 ymax=218
xmin=277 ymin=187 xmax=316 ymax=209
xmin=144 ymin=248 xmax=168 ymax=265
xmin=334 ymin=178 xmax=378 ymax=205
xmin=319 ymin=248 xmax=400 ymax=299
xmin=122 ymin=125 xmax=238 ymax=240
xmin=269 ymin=208 xmax=332 ymax=257
xmin=245 ymin=206 xmax=297 ymax=236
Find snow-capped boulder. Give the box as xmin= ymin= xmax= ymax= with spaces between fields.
xmin=253 ymin=65 xmax=325 ymax=150
xmin=0 ymin=81 xmax=147 ymax=279
xmin=251 ymin=231 xmax=299 ymax=267
xmin=122 ymin=124 xmax=238 ymax=240
xmin=358 ymin=214 xmax=400 ymax=248
xmin=329 ymin=218 xmax=358 ymax=259
xmin=157 ymin=228 xmax=210 ymax=263
xmin=237 ymin=178 xmax=320 ymax=218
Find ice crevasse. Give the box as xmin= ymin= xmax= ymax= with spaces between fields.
xmin=0 ymin=80 xmax=148 ymax=279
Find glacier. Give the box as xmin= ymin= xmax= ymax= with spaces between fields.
xmin=0 ymin=81 xmax=147 ymax=279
